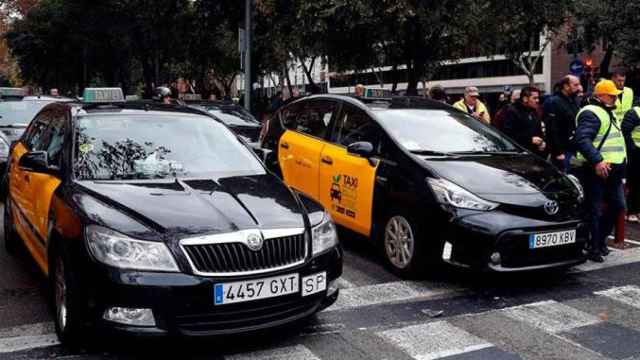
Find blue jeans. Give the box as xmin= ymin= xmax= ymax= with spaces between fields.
xmin=583 ymin=165 xmax=626 ymax=253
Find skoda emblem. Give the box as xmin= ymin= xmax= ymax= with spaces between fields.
xmin=246 ymin=233 xmax=264 ymax=251
xmin=544 ymin=200 xmax=559 ymax=215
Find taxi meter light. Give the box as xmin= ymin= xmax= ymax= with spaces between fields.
xmin=0 ymin=87 xmax=26 ymax=99
xmin=82 ymin=88 xmax=125 ymax=103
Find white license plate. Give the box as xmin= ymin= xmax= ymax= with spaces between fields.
xmin=214 ymin=273 xmax=299 ymax=305
xmin=301 ymin=272 xmax=327 ymax=297
xmin=529 ymin=230 xmax=576 ymax=249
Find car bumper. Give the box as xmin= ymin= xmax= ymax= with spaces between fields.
xmin=440 ymin=210 xmax=587 ymax=271
xmin=82 ymin=246 xmax=342 ymax=337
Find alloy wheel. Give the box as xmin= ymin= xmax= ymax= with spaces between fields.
xmin=384 ymin=215 xmax=415 ymax=269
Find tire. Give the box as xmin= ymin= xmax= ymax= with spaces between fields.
xmin=378 ymin=210 xmax=427 ymax=278
xmin=4 ymin=201 xmax=19 ymax=254
xmin=50 ymin=243 xmax=86 ymax=347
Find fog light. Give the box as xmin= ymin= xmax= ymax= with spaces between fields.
xmin=490 ymin=252 xmax=501 ymax=265
xmin=442 ymin=242 xmax=453 ymax=261
xmin=327 ymin=280 xmax=339 ymax=297
xmin=103 ymin=307 xmax=156 ymax=327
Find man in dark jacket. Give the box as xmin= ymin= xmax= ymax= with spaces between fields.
xmin=544 ymin=75 xmax=581 ymax=171
xmin=575 ymin=80 xmax=627 ymax=263
xmin=622 ymin=106 xmax=640 ymax=222
xmin=503 ymin=86 xmax=546 ymax=156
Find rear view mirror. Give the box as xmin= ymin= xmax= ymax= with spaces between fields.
xmin=347 ymin=141 xmax=374 ymax=157
xmin=18 ymin=151 xmax=58 ymax=174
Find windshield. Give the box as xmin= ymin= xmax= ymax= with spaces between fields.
xmin=0 ymin=100 xmax=54 ymax=126
xmin=206 ymin=107 xmax=260 ymax=127
xmin=377 ymin=109 xmax=519 ymax=153
xmin=74 ymin=114 xmax=265 ymax=180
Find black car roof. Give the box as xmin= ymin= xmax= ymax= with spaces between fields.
xmin=286 ymin=94 xmax=458 ymax=113
xmin=66 ymin=101 xmax=217 ymax=119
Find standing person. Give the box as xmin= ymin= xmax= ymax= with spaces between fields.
xmin=544 ymin=75 xmax=581 ymax=171
xmin=493 ymin=89 xmax=520 ymax=131
xmin=428 ymin=85 xmax=448 ymax=103
xmin=354 ymin=84 xmax=366 ymax=98
xmin=503 ymin=87 xmax=546 ymax=156
xmin=575 ymin=80 xmax=627 ymax=262
xmin=453 ymin=86 xmax=491 ymax=125
xmin=622 ymin=106 xmax=640 ymax=222
xmin=612 ymin=70 xmax=635 ymax=121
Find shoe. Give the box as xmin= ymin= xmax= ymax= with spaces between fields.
xmin=587 ymin=253 xmax=605 ymax=263
xmin=627 ymin=214 xmax=639 ymax=223
xmin=600 ymin=247 xmax=611 ymax=256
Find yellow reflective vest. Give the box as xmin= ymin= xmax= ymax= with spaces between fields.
xmin=614 ymin=87 xmax=634 ymax=122
xmin=576 ymin=105 xmax=627 ymax=165
xmin=453 ymin=99 xmax=491 ymax=125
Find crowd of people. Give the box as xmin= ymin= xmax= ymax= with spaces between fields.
xmin=418 ymin=71 xmax=636 ymax=263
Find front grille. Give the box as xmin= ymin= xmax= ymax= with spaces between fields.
xmin=182 ymin=233 xmax=307 ymax=275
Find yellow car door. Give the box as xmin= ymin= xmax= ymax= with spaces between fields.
xmin=278 ymin=100 xmax=339 ymax=201
xmin=318 ymin=105 xmax=380 ymax=237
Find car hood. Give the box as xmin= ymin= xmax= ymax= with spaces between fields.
xmin=76 ymin=174 xmax=306 ymax=238
xmin=423 ymin=154 xmax=576 ymax=205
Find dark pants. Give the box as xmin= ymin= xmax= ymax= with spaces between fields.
xmin=583 ymin=165 xmax=626 ymax=254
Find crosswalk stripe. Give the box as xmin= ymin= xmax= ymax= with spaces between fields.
xmin=595 ymin=285 xmax=640 ymax=309
xmin=571 ymin=246 xmax=640 ymax=273
xmin=326 ymin=281 xmax=458 ymax=311
xmin=0 ymin=322 xmax=55 ymax=339
xmin=500 ymin=300 xmax=601 ymax=333
xmin=377 ymin=321 xmax=493 ymax=360
xmin=0 ymin=334 xmax=60 ymax=354
xmin=224 ymin=344 xmax=320 ymax=360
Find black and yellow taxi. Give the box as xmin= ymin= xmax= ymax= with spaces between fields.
xmin=261 ymin=95 xmax=587 ymax=277
xmin=3 ymin=88 xmax=341 ymax=344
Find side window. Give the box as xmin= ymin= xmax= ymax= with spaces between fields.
xmin=335 ymin=105 xmax=384 ymax=151
xmin=45 ymin=111 xmax=67 ymax=167
xmin=23 ymin=111 xmax=51 ymax=151
xmin=281 ymin=102 xmax=303 ymax=131
xmin=290 ymin=100 xmax=337 ymax=139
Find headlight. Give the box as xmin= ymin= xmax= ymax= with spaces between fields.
xmin=86 ymin=225 xmax=179 ymax=272
xmin=566 ymin=174 xmax=584 ymax=202
xmin=427 ymin=177 xmax=498 ymax=211
xmin=0 ymin=137 xmax=9 ymax=158
xmin=312 ymin=213 xmax=338 ymax=256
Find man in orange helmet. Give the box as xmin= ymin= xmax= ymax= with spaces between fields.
xmin=575 ymin=80 xmax=627 ymax=262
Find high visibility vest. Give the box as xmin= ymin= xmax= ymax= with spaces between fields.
xmin=453 ymin=99 xmax=488 ymax=115
xmin=576 ymin=105 xmax=627 ymax=164
xmin=630 ymin=107 xmax=640 ymax=147
xmin=614 ymin=87 xmax=634 ymax=122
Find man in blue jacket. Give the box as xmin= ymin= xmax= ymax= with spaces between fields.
xmin=575 ymin=80 xmax=627 ymax=262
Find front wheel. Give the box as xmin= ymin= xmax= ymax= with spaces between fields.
xmin=50 ymin=245 xmax=86 ymax=347
xmin=381 ymin=213 xmax=428 ymax=278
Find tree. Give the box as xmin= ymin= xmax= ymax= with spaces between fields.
xmin=483 ymin=0 xmax=576 ymax=87
xmin=571 ymin=0 xmax=640 ymax=76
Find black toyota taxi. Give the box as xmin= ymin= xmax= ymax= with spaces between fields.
xmin=260 ymin=95 xmax=587 ymax=277
xmin=3 ymin=89 xmax=341 ymax=345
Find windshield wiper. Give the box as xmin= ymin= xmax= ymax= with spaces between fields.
xmin=451 ymin=150 xmax=523 ymax=155
xmin=409 ymin=150 xmax=456 ymax=157
xmin=1 ymin=123 xmax=28 ymax=128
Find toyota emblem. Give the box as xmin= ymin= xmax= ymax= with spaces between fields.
xmin=544 ymin=200 xmax=559 ymax=215
xmin=246 ymin=233 xmax=264 ymax=251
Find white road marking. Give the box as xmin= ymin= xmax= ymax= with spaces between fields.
xmin=0 ymin=322 xmax=55 ymax=339
xmin=571 ymin=246 xmax=640 ymax=273
xmin=0 ymin=334 xmax=60 ymax=354
xmin=607 ymin=235 xmax=640 ymax=246
xmin=225 ymin=345 xmax=320 ymax=360
xmin=334 ymin=277 xmax=355 ymax=289
xmin=326 ymin=281 xmax=458 ymax=311
xmin=595 ymin=285 xmax=640 ymax=309
xmin=500 ymin=300 xmax=601 ymax=333
xmin=377 ymin=321 xmax=493 ymax=360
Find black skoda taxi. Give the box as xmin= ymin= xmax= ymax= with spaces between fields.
xmin=261 ymin=95 xmax=586 ymax=277
xmin=3 ymin=89 xmax=341 ymax=345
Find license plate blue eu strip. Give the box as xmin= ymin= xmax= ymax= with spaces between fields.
xmin=529 ymin=234 xmax=535 ymax=249
xmin=214 ymin=284 xmax=224 ymax=305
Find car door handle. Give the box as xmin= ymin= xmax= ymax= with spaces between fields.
xmin=321 ymin=156 xmax=333 ymax=165
xmin=280 ymin=142 xmax=290 ymax=149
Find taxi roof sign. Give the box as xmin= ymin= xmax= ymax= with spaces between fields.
xmin=0 ymin=87 xmax=26 ymax=99
xmin=364 ymin=88 xmax=393 ymax=98
xmin=82 ymin=88 xmax=125 ymax=103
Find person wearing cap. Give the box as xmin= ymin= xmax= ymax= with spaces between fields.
xmin=621 ymin=104 xmax=640 ymax=223
xmin=611 ymin=70 xmax=635 ymax=122
xmin=453 ymin=87 xmax=491 ymax=125
xmin=575 ymin=79 xmax=627 ymax=263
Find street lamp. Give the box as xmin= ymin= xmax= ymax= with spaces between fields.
xmin=244 ymin=0 xmax=252 ymax=112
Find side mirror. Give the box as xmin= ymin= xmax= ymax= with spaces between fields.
xmin=18 ymin=151 xmax=56 ymax=174
xmin=347 ymin=141 xmax=374 ymax=157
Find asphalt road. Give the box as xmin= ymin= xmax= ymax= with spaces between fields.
xmin=2 ymin=204 xmax=640 ymax=359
